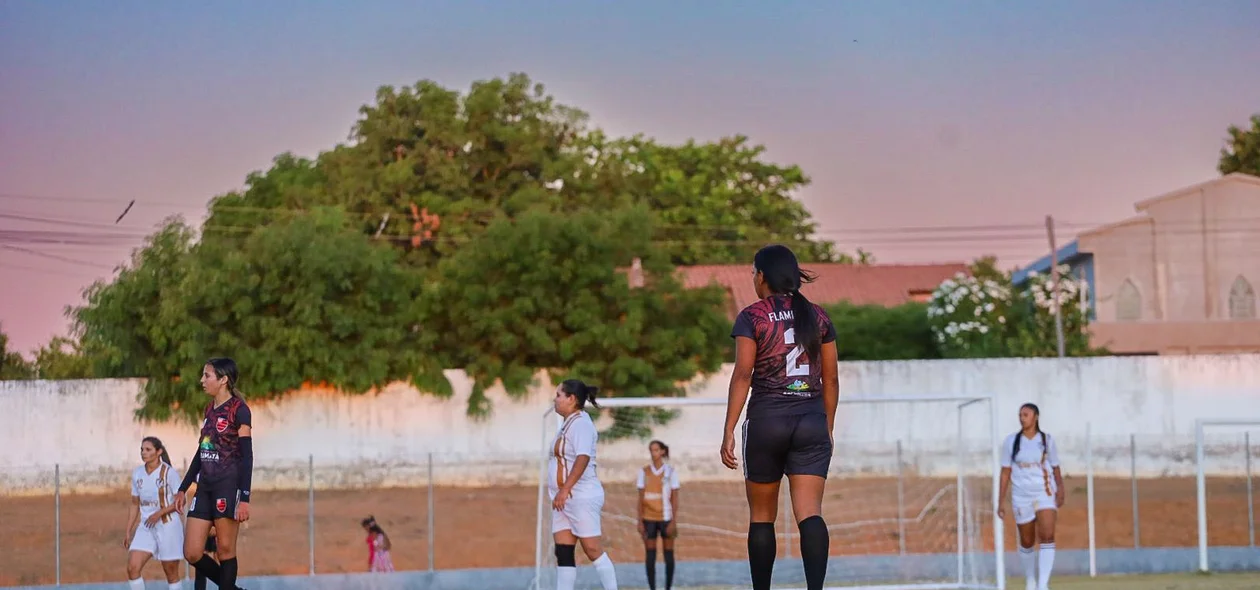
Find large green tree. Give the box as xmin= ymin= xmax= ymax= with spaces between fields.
xmin=71 ymin=72 xmax=842 ymax=425
xmin=1219 ymin=114 xmax=1260 ymax=177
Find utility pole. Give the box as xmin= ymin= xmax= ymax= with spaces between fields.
xmin=1045 ymin=215 xmax=1066 ymax=358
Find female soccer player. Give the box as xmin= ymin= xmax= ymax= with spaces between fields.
xmin=998 ymin=403 xmax=1063 ymax=590
xmin=175 ymin=357 xmax=254 ymax=590
xmin=124 ymin=436 xmax=185 ymax=590
xmin=549 ymin=379 xmax=619 ymax=590
xmin=637 ymin=440 xmax=681 ymax=590
xmin=361 ymin=516 xmax=395 ymax=573
xmin=720 ymin=244 xmax=839 ymax=590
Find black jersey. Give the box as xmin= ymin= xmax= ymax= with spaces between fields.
xmin=731 ymin=294 xmax=837 ymax=419
xmin=196 ymin=397 xmax=252 ymax=481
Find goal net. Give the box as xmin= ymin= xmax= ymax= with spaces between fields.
xmin=531 ymin=394 xmax=1004 ymax=590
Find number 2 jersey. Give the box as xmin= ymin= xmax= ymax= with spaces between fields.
xmin=197 ymin=396 xmax=252 ymax=482
xmin=731 ymin=293 xmax=837 ymax=419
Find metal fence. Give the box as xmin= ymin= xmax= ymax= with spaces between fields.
xmin=2 ymin=430 xmax=1257 ymax=588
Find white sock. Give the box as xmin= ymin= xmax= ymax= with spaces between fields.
xmin=557 ymin=565 xmax=577 ymax=590
xmin=593 ymin=552 xmax=619 ymax=590
xmin=1018 ymin=546 xmax=1036 ymax=589
xmin=1038 ymin=543 xmax=1056 ymax=589
xmin=128 ymin=578 xmax=146 ymax=590
xmin=169 ymin=581 xmax=183 ymax=590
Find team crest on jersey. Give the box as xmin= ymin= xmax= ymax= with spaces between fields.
xmin=215 ymin=417 xmax=229 ymax=433
xmin=216 ymin=498 xmax=227 ymax=513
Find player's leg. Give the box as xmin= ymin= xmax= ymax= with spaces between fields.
xmin=156 ymin=519 xmax=187 ymax=589
xmin=126 ymin=549 xmax=153 ymax=590
xmin=553 ymin=525 xmax=580 ymax=590
xmin=660 ymin=523 xmax=676 ymax=590
xmin=784 ymin=412 xmax=833 ymax=590
xmin=184 ymin=487 xmax=223 ymax=585
xmin=642 ymin=521 xmax=659 ymax=590
xmin=1012 ymin=500 xmax=1038 ymax=590
xmin=213 ymin=517 xmax=241 ymax=589
xmin=742 ymin=417 xmax=789 ymax=590
xmin=1034 ymin=507 xmax=1058 ymax=590
xmin=194 ymin=551 xmax=216 ymax=590
xmin=571 ymin=496 xmax=617 ymax=590
xmin=160 ymin=559 xmax=183 ymax=589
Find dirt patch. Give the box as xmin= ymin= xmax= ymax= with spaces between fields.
xmin=1 ymin=475 xmax=1253 ymax=586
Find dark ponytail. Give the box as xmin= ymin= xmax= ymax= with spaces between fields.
xmin=754 ymin=244 xmax=822 ymax=363
xmin=560 ymin=379 xmax=600 ymax=409
xmin=651 ymin=440 xmax=670 ymax=458
xmin=143 ymin=436 xmax=172 ymax=466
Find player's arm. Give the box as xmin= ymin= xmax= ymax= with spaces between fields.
xmin=669 ymin=473 xmax=681 ymax=521
xmin=237 ymin=404 xmax=254 ymax=505
xmin=997 ymin=435 xmax=1013 ymax=510
xmin=381 ymin=532 xmax=392 ymax=551
xmin=125 ymin=484 xmax=140 ymax=543
xmin=1048 ymin=435 xmax=1064 ymax=504
xmin=820 ymin=341 xmax=839 ymax=435
xmin=178 ymin=451 xmax=202 ymax=493
xmin=636 ymin=470 xmax=646 ymax=522
xmin=561 ymin=422 xmax=596 ymax=493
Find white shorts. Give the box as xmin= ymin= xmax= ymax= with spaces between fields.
xmin=1012 ymin=493 xmax=1057 ymax=525
xmin=128 ymin=516 xmax=185 ymax=561
xmin=551 ymin=493 xmax=604 ymax=539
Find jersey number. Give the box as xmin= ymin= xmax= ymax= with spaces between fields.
xmin=784 ymin=328 xmax=810 ymax=377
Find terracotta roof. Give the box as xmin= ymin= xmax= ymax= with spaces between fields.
xmin=674 ymin=263 xmax=969 ymax=317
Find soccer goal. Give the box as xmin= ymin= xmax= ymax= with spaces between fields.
xmin=1195 ymin=418 xmax=1260 ymax=573
xmin=530 ymin=394 xmax=1005 ymax=590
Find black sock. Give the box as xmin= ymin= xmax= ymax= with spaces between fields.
xmin=748 ymin=522 xmax=777 ymax=590
xmin=798 ymin=515 xmax=829 ymax=590
xmin=645 ymin=548 xmax=657 ymax=590
xmin=191 ymin=556 xmax=223 ymax=586
xmin=194 ymin=569 xmax=207 ymax=590
xmin=664 ymin=549 xmax=676 ymax=590
xmin=220 ymin=557 xmax=238 ymax=589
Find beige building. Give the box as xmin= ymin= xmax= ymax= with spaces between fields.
xmin=1018 ymin=173 xmax=1260 ymax=354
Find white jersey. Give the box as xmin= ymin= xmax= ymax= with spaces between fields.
xmin=548 ymin=410 xmax=603 ymax=500
xmin=131 ymin=462 xmax=180 ymax=523
xmin=1001 ymin=431 xmax=1060 ymax=498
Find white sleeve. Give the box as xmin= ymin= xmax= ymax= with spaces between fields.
xmin=166 ymin=466 xmax=182 ymax=496
xmin=669 ymin=466 xmax=682 ymax=490
xmin=999 ymin=434 xmax=1014 ymax=468
xmin=636 ymin=469 xmax=645 ymax=489
xmin=131 ymin=472 xmax=141 ymax=497
xmin=1046 ymin=435 xmax=1061 ymax=467
xmin=570 ymin=419 xmax=597 ymax=457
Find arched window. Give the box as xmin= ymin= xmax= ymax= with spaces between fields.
xmin=1229 ymin=276 xmax=1256 ymax=320
xmin=1116 ymin=279 xmax=1142 ymax=321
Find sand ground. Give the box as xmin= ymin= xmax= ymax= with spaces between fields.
xmin=1 ymin=475 xmax=1254 ymax=586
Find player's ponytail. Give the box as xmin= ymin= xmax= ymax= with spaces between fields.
xmin=143 ymin=436 xmax=172 ymax=466
xmin=560 ymin=379 xmax=600 ymax=409
xmin=651 ymin=439 xmax=670 ymax=458
xmin=754 ymin=244 xmax=821 ymax=363
xmin=207 ymin=357 xmax=242 ymax=398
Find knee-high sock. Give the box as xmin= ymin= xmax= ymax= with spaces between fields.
xmin=798 ymin=515 xmax=829 ymax=590
xmin=592 ymin=553 xmax=619 ymax=590
xmin=128 ymin=579 xmax=145 ymax=590
xmin=645 ymin=548 xmax=657 ymax=590
xmin=1018 ymin=545 xmax=1036 ymax=589
xmin=748 ymin=522 xmax=777 ymax=590
xmin=190 ymin=556 xmax=222 ymax=587
xmin=664 ymin=549 xmax=675 ymax=590
xmin=1037 ymin=543 xmax=1056 ymax=590
xmin=556 ymin=543 xmax=577 ymax=590
xmin=219 ymin=557 xmax=237 ymax=590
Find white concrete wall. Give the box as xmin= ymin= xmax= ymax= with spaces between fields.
xmin=3 ymin=355 xmax=1260 ymax=494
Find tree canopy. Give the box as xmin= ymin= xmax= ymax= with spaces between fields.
xmin=67 ymin=72 xmax=839 ymax=428
xmin=1219 ymin=114 xmax=1260 ymax=177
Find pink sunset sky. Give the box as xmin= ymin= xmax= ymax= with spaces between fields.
xmin=2 ymin=0 xmax=1259 ymax=354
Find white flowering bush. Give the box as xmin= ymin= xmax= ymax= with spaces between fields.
xmin=927 ymin=272 xmax=1016 ymax=357
xmin=1014 ymin=265 xmax=1093 ymax=355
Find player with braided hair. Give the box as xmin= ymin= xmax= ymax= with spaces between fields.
xmin=998 ymin=403 xmax=1064 ymax=590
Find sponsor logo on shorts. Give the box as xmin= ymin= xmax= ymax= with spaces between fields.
xmin=216 ymin=498 xmax=227 ymax=513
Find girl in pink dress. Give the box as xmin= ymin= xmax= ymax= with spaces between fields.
xmin=361 ymin=516 xmax=395 ymax=573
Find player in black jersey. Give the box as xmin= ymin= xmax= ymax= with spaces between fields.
xmin=720 ymin=244 xmax=839 ymax=590
xmin=175 ymin=357 xmax=253 ymax=590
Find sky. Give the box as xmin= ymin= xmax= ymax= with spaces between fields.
xmin=1 ymin=0 xmax=1259 ymax=354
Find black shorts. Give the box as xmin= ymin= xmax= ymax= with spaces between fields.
xmin=642 ymin=520 xmax=673 ymax=539
xmin=741 ymin=411 xmax=832 ymax=483
xmin=188 ymin=475 xmax=242 ymax=522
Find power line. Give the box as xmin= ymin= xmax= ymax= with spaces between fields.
xmin=0 ymin=244 xmax=115 ymax=270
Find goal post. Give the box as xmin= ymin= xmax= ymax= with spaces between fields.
xmin=1194 ymin=419 xmax=1260 ymax=573
xmin=532 ymin=394 xmax=1005 ymax=590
